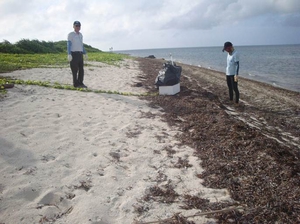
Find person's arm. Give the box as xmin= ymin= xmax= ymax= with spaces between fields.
xmin=82 ymin=37 xmax=87 ymax=59
xmin=83 ymin=45 xmax=86 ymax=54
xmin=67 ymin=40 xmax=72 ymax=55
xmin=67 ymin=40 xmax=72 ymax=61
xmin=235 ymin=61 xmax=239 ymax=75
xmin=234 ymin=61 xmax=239 ymax=82
xmin=80 ymin=33 xmax=86 ymax=54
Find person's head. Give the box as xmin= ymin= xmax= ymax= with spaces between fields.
xmin=73 ymin=21 xmax=81 ymax=32
xmin=222 ymin=41 xmax=233 ymax=53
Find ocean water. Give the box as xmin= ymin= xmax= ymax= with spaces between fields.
xmin=116 ymin=45 xmax=300 ymax=93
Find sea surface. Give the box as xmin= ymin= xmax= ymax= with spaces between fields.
xmin=116 ymin=45 xmax=300 ymax=93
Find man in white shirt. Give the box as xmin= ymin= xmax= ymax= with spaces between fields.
xmin=223 ymin=41 xmax=240 ymax=104
xmin=67 ymin=21 xmax=87 ymax=88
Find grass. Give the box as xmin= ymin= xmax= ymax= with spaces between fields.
xmin=0 ymin=77 xmax=157 ymax=96
xmin=0 ymin=51 xmax=132 ymax=95
xmin=0 ymin=52 xmax=129 ymax=73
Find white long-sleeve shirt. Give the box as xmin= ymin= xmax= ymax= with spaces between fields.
xmin=67 ymin=31 xmax=86 ymax=54
xmin=226 ymin=50 xmax=240 ymax=76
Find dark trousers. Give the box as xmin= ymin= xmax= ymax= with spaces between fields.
xmin=70 ymin=52 xmax=84 ymax=87
xmin=226 ymin=75 xmax=239 ymax=103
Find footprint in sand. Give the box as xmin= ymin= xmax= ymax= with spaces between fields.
xmin=36 ymin=190 xmax=74 ymax=210
xmin=41 ymin=154 xmax=56 ymax=162
xmin=34 ymin=190 xmax=73 ymax=221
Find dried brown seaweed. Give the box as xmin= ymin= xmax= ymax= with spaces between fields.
xmin=143 ymin=181 xmax=179 ymax=204
xmin=137 ymin=58 xmax=300 ymax=223
xmin=173 ymin=157 xmax=193 ymax=169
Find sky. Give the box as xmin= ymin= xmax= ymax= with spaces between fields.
xmin=1 ymin=0 xmax=300 ymax=51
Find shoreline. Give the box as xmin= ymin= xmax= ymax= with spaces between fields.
xmin=137 ymin=57 xmax=300 ymax=151
xmin=117 ymin=44 xmax=300 ymax=93
xmin=183 ymin=62 xmax=300 ymax=94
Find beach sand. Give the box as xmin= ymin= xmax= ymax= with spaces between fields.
xmin=0 ymin=60 xmax=232 ymax=224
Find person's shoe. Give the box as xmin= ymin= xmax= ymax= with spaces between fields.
xmin=79 ymin=83 xmax=87 ymax=88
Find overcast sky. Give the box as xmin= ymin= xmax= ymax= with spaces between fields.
xmin=1 ymin=0 xmax=300 ymax=51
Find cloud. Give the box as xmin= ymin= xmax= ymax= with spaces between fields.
xmin=1 ymin=0 xmax=300 ymax=50
xmin=281 ymin=14 xmax=300 ymax=27
xmin=161 ymin=0 xmax=300 ymax=30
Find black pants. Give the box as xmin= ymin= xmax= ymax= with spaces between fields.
xmin=226 ymin=75 xmax=239 ymax=103
xmin=70 ymin=52 xmax=84 ymax=87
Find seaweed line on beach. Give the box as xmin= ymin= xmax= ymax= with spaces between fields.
xmin=0 ymin=76 xmax=157 ymax=97
xmin=136 ymin=57 xmax=300 ymax=223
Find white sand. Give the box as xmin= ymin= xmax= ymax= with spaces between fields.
xmin=0 ymin=59 xmax=230 ymax=224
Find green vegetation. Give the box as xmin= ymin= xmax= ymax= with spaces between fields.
xmin=0 ymin=39 xmax=129 ymax=73
xmin=87 ymin=52 xmax=127 ymax=66
xmin=0 ymin=39 xmax=132 ymax=96
xmin=0 ymin=77 xmax=156 ymax=96
xmin=0 ymin=39 xmax=101 ymax=54
xmin=0 ymin=52 xmax=128 ymax=73
xmin=0 ymin=53 xmax=67 ymax=72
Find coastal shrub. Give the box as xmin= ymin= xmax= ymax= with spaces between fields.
xmin=16 ymin=39 xmax=52 ymax=54
xmin=0 ymin=39 xmax=102 ymax=54
xmin=0 ymin=40 xmax=27 ymax=54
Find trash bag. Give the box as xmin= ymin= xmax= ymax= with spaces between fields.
xmin=155 ymin=61 xmax=182 ymax=87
